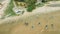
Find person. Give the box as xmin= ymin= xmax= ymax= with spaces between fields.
xmin=24 ymin=22 xmax=28 ymax=26
xmin=45 ymin=25 xmax=48 ymax=30
xmin=51 ymin=24 xmax=54 ymax=28
xmin=38 ymin=22 xmax=40 ymax=26
xmin=38 ymin=22 xmax=40 ymax=25
xmin=32 ymin=25 xmax=34 ymax=29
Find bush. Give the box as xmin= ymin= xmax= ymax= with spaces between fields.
xmin=42 ymin=0 xmax=48 ymax=3
xmin=25 ymin=0 xmax=36 ymax=12
xmin=27 ymin=4 xmax=36 ymax=12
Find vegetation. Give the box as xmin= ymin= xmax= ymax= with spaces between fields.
xmin=24 ymin=0 xmax=37 ymax=12
xmin=15 ymin=0 xmax=25 ymax=2
xmin=14 ymin=0 xmax=49 ymax=12
xmin=42 ymin=0 xmax=48 ymax=3
xmin=36 ymin=3 xmax=44 ymax=7
xmin=4 ymin=0 xmax=16 ymax=17
xmin=24 ymin=0 xmax=37 ymax=5
xmin=14 ymin=0 xmax=37 ymax=12
xmin=27 ymin=4 xmax=36 ymax=12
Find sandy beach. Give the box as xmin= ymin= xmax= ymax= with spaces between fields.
xmin=0 ymin=1 xmax=60 ymax=34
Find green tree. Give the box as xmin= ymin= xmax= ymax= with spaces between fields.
xmin=24 ymin=0 xmax=37 ymax=12
xmin=27 ymin=4 xmax=36 ymax=12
